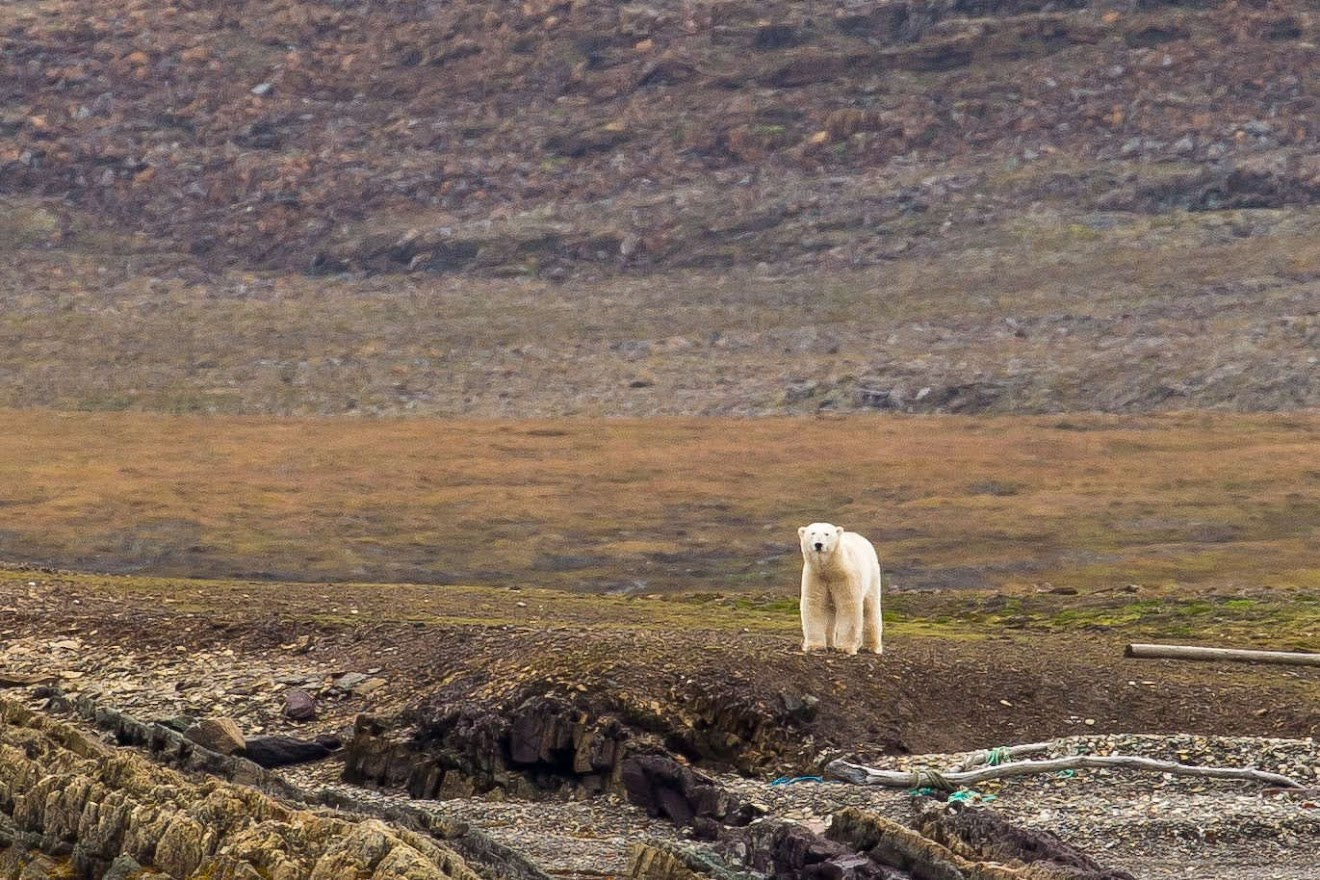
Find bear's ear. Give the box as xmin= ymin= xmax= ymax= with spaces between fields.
xmin=835 ymin=526 xmax=844 ymax=537
xmin=798 ymin=526 xmax=806 ymax=537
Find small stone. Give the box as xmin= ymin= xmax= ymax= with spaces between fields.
xmin=103 ymin=854 xmax=144 ymax=880
xmin=155 ymin=714 xmax=199 ymax=733
xmin=283 ymin=688 xmax=318 ymax=721
xmin=184 ymin=717 xmax=247 ymax=755
xmin=332 ymin=672 xmax=368 ymax=691
xmin=250 ymin=82 xmax=274 ymax=96
xmin=1120 ymin=137 xmax=1144 ymax=157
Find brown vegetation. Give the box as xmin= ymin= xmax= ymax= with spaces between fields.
xmin=0 ymin=409 xmax=1317 ymax=601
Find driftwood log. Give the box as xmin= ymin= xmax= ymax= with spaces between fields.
xmin=826 ymin=754 xmax=1305 ymax=790
xmin=950 ymin=741 xmax=1051 ymax=771
xmin=1125 ymin=643 xmax=1320 ymax=667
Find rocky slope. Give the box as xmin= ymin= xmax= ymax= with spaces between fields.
xmin=3 ymin=0 xmax=1317 ymax=277
xmin=2 ymin=0 xmax=1318 ymax=416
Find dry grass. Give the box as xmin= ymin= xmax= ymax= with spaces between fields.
xmin=1 ymin=410 xmax=1316 ymax=598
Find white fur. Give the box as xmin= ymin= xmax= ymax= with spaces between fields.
xmin=798 ymin=522 xmax=883 ymax=655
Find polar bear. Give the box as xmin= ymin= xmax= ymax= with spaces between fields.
xmin=798 ymin=522 xmax=882 ymax=655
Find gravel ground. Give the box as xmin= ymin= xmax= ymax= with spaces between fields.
xmin=272 ymin=733 xmax=1320 ymax=879
xmin=6 ymin=619 xmax=1320 ymax=878
xmin=721 ymin=736 xmax=1320 ymax=880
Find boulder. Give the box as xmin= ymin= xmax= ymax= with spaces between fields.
xmin=283 ymin=688 xmax=318 ymax=721
xmin=620 ymin=754 xmax=756 ymax=835
xmin=244 ymin=734 xmax=335 ymax=768
xmin=183 ymin=716 xmax=246 ymax=755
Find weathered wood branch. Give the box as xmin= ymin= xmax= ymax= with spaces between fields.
xmin=1125 ymin=643 xmax=1320 ymax=667
xmin=826 ymin=754 xmax=1305 ymax=790
xmin=950 ymin=741 xmax=1051 ymax=771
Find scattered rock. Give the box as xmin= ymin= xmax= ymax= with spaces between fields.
xmin=0 ymin=671 xmax=57 ymax=688
xmin=333 ymin=672 xmax=370 ymax=692
xmin=155 ymin=714 xmax=199 ymax=733
xmin=912 ymin=798 xmax=1135 ymax=880
xmin=281 ymin=635 xmax=314 ymax=654
xmin=627 ymin=840 xmax=749 ymax=880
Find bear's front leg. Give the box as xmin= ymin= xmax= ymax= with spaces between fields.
xmin=800 ymin=573 xmax=829 ymax=652
xmin=832 ymin=582 xmax=864 ymax=655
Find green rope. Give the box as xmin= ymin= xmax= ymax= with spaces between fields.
xmin=986 ymin=746 xmax=1009 ymax=766
xmin=906 ymin=784 xmax=997 ymax=804
xmin=948 ymin=788 xmax=997 ymax=804
xmin=907 ymin=768 xmax=955 ymax=791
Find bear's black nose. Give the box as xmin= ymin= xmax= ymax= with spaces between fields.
xmin=814 ymin=542 xmax=823 ymax=551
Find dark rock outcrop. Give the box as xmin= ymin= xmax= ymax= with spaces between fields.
xmin=620 ymin=755 xmax=757 ymax=839
xmin=830 ymin=804 xmax=1137 ymax=880
xmin=911 ymin=799 xmax=1136 ymax=880
xmin=345 ymin=674 xmax=820 ymax=803
xmin=243 ymin=734 xmax=337 ymax=768
xmin=345 ymin=692 xmax=636 ymax=799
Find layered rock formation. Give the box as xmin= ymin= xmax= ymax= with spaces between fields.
xmin=0 ymin=697 xmax=482 ymax=880
xmin=344 ymin=680 xmax=813 ymax=801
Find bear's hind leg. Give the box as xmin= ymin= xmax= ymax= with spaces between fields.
xmin=862 ymin=591 xmax=883 ymax=654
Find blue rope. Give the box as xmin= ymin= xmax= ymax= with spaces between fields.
xmin=908 ymin=785 xmax=997 ymax=803
xmin=770 ymin=775 xmax=824 ymax=786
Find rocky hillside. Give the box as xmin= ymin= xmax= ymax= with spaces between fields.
xmin=2 ymin=0 xmax=1317 ymax=416
xmin=4 ymin=0 xmax=1316 ymax=275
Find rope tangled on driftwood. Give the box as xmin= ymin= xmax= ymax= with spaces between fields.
xmin=907 ymin=768 xmax=955 ymax=791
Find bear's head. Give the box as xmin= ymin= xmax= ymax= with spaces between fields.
xmin=799 ymin=522 xmax=845 ymax=557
